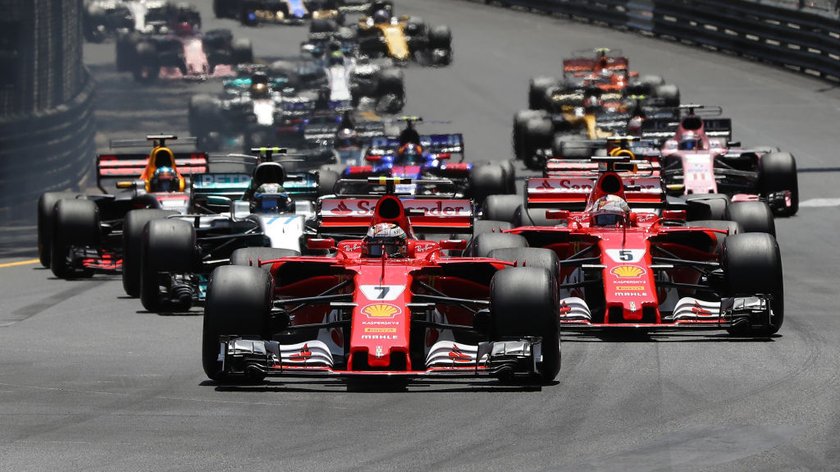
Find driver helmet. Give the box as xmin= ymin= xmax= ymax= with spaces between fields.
xmin=372 ymin=9 xmax=390 ymax=24
xmin=250 ymin=82 xmax=269 ymax=98
xmin=678 ymin=131 xmax=700 ymax=151
xmin=328 ymin=49 xmax=345 ymax=66
xmin=396 ymin=143 xmax=423 ymax=163
xmin=590 ymin=194 xmax=631 ymax=227
xmin=334 ymin=127 xmax=359 ymax=149
xmin=252 ymin=183 xmax=292 ymax=213
xmin=362 ymin=222 xmax=407 ymax=258
xmin=150 ymin=166 xmax=178 ymax=192
xmin=174 ymin=21 xmax=193 ymax=36
xmin=583 ymin=94 xmax=602 ymax=112
xmin=627 ymin=116 xmax=644 ymax=136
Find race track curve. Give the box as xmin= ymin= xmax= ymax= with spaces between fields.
xmin=1 ymin=0 xmax=840 ymax=470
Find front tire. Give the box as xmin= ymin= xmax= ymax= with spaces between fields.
xmin=722 ymin=233 xmax=784 ymax=336
xmin=140 ymin=219 xmax=196 ymax=313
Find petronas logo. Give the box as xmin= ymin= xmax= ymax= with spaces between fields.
xmin=361 ymin=303 xmax=401 ymax=318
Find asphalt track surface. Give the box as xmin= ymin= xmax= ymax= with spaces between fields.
xmin=2 ymin=1 xmax=840 ymax=470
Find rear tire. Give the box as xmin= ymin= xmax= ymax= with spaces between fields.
xmin=482 ymin=194 xmax=522 ymax=224
xmin=491 ymin=267 xmax=560 ymax=383
xmin=488 ymin=247 xmax=559 ymax=278
xmin=469 ymin=164 xmax=508 ymax=203
xmin=513 ymin=110 xmax=547 ymax=160
xmin=318 ymin=169 xmax=339 ymax=196
xmin=523 ymin=118 xmax=553 ymax=170
xmin=722 ymin=233 xmax=783 ymax=336
xmin=727 ymin=201 xmax=775 ymax=236
xmin=470 ymin=232 xmax=528 ymax=258
xmin=122 ymin=209 xmax=176 ymax=297
xmin=140 ymin=219 xmax=196 ymax=313
xmin=232 ymin=38 xmax=253 ymax=64
xmin=38 ymin=192 xmax=82 ymax=268
xmin=528 ymin=76 xmax=557 ymax=110
xmin=50 ymin=199 xmax=99 ymax=279
xmin=760 ymin=152 xmax=798 ymax=216
xmin=203 ymin=265 xmax=273 ymax=382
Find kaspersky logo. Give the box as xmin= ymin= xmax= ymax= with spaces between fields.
xmin=610 ymin=265 xmax=646 ymax=278
xmin=361 ymin=303 xmax=401 ymax=319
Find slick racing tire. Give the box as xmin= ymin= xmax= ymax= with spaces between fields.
xmin=523 ymin=118 xmax=553 ymax=170
xmin=513 ymin=110 xmax=547 ymax=160
xmin=686 ymin=220 xmax=741 ymax=252
xmin=203 ymin=265 xmax=273 ymax=382
xmin=482 ymin=194 xmax=522 ymax=224
xmin=528 ymin=76 xmax=558 ymax=111
xmin=488 ymin=247 xmax=560 ymax=279
xmin=470 ymin=232 xmax=528 ymax=258
xmin=116 ymin=32 xmax=140 ymax=72
xmin=122 ymin=209 xmax=177 ymax=298
xmin=654 ymin=84 xmax=680 ymax=107
xmin=514 ymin=205 xmax=556 ymax=227
xmin=377 ymin=68 xmax=405 ymax=102
xmin=469 ymin=164 xmax=508 ymax=203
xmin=428 ymin=24 xmax=452 ymax=50
xmin=554 ymin=135 xmax=592 ymax=159
xmin=38 ymin=192 xmax=83 ymax=268
xmin=472 ymin=220 xmax=513 ymax=237
xmin=760 ymin=152 xmax=799 ymax=216
xmin=727 ymin=201 xmax=775 ymax=237
xmin=132 ymin=41 xmax=159 ymax=83
xmin=188 ymin=95 xmax=223 ymax=145
xmin=230 ymin=248 xmax=300 ymax=269
xmin=232 ymin=38 xmax=254 ymax=65
xmin=685 ymin=193 xmax=730 ymax=221
xmin=491 ymin=267 xmax=560 ymax=383
xmin=50 ymin=199 xmax=99 ymax=279
xmin=722 ymin=233 xmax=784 ymax=336
xmin=317 ymin=169 xmax=339 ymax=196
xmin=499 ymin=160 xmax=516 ymax=194
xmin=140 ymin=219 xmax=196 ymax=313
xmin=310 ymin=19 xmax=339 ymax=34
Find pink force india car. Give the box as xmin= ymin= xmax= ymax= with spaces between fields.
xmin=642 ymin=104 xmax=799 ymax=217
xmin=201 ymin=178 xmax=561 ymax=385
xmin=472 ymin=155 xmax=784 ymax=336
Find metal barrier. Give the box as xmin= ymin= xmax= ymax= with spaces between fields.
xmin=474 ymin=0 xmax=840 ymax=81
xmin=0 ymin=71 xmax=96 ymax=222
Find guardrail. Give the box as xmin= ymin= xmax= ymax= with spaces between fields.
xmin=0 ymin=70 xmax=96 ymax=222
xmin=476 ymin=0 xmax=840 ymax=81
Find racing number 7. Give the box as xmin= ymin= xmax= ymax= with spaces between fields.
xmin=374 ymin=286 xmax=390 ymax=299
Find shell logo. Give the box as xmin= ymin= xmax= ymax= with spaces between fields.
xmin=361 ymin=303 xmax=401 ymax=318
xmin=610 ymin=265 xmax=646 ymax=278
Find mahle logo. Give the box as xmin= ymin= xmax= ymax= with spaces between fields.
xmin=361 ymin=303 xmax=401 ymax=318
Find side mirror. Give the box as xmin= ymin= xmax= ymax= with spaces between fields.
xmin=116 ymin=181 xmax=136 ymax=189
xmin=439 ymin=239 xmax=467 ymax=251
xmin=661 ymin=209 xmax=686 ymax=221
xmin=231 ymin=200 xmax=250 ymax=219
xmin=545 ymin=209 xmax=570 ymax=220
xmin=435 ymin=152 xmax=452 ymax=160
xmin=365 ymin=153 xmax=382 ymax=162
xmin=665 ymin=184 xmax=685 ymax=196
xmin=307 ymin=238 xmax=336 ymax=250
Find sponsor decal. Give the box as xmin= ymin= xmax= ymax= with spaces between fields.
xmin=629 ymin=302 xmax=638 ymax=312
xmin=610 ymin=265 xmax=647 ymax=278
xmin=364 ymin=327 xmax=397 ymax=334
xmin=375 ymin=346 xmax=384 ymax=358
xmin=616 ymin=285 xmax=645 ymax=291
xmin=615 ymin=292 xmax=648 ymax=297
xmin=322 ymin=199 xmax=470 ymax=217
xmin=289 ymin=344 xmax=312 ymax=361
xmin=361 ymin=320 xmax=398 ymax=326
xmin=361 ymin=303 xmax=401 ymax=318
xmin=448 ymin=345 xmax=473 ymax=363
xmin=362 ymin=334 xmax=398 ymax=340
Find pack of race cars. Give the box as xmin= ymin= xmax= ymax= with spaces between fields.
xmin=55 ymin=11 xmax=797 ymax=387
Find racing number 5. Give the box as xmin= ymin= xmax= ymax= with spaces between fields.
xmin=619 ymin=250 xmax=633 ymax=261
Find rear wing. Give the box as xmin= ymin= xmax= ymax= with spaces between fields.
xmin=317 ymin=196 xmax=473 ymax=232
xmin=191 ymin=171 xmax=319 ymax=201
xmin=640 ymin=117 xmax=732 ymax=141
xmin=526 ymin=176 xmax=664 ymax=210
xmin=96 ymin=151 xmax=208 ymax=193
xmin=369 ymin=133 xmax=464 ymax=156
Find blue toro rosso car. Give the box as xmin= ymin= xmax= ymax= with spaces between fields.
xmin=339 ymin=120 xmax=516 ymax=201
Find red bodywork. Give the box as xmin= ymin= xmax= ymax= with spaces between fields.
xmin=258 ymin=195 xmax=511 ymax=375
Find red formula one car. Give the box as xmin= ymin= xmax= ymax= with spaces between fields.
xmin=201 ymin=179 xmax=561 ymax=385
xmin=473 ymin=156 xmax=784 ymax=336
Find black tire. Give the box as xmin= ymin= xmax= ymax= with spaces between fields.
xmin=556 ymin=136 xmax=591 ymax=159
xmin=428 ymin=24 xmax=452 ymax=50
xmin=38 ymin=192 xmax=81 ymax=268
xmin=491 ymin=267 xmax=560 ymax=383
xmin=523 ymin=118 xmax=553 ymax=170
xmin=473 ymin=220 xmax=513 ymax=237
xmin=203 ymin=265 xmax=273 ymax=382
xmin=528 ymin=76 xmax=557 ymax=110
xmin=470 ymin=232 xmax=528 ymax=258
xmin=230 ymin=248 xmax=300 ymax=269
xmin=188 ymin=94 xmax=222 ymax=139
xmin=727 ymin=201 xmax=775 ymax=236
xmin=115 ymin=32 xmax=139 ymax=72
xmin=122 ymin=209 xmax=176 ymax=298
xmin=499 ymin=160 xmax=516 ymax=194
xmin=488 ymin=247 xmax=559 ymax=279
xmin=310 ymin=19 xmax=338 ymax=33
xmin=140 ymin=219 xmax=196 ymax=313
xmin=318 ymin=169 xmax=339 ymax=196
xmin=214 ymin=0 xmax=236 ymax=18
xmin=687 ymin=220 xmax=741 ymax=252
xmin=50 ymin=199 xmax=99 ymax=279
xmin=514 ymin=205 xmax=556 ymax=227
xmin=132 ymin=41 xmax=159 ymax=83
xmin=513 ymin=110 xmax=547 ymax=160
xmin=469 ymin=164 xmax=508 ymax=203
xmin=232 ymin=38 xmax=253 ymax=64
xmin=654 ymin=84 xmax=680 ymax=107
xmin=760 ymin=152 xmax=799 ymax=216
xmin=482 ymin=194 xmax=522 ymax=224
xmin=722 ymin=233 xmax=784 ymax=336
xmin=377 ymin=68 xmax=405 ymax=99
xmin=685 ymin=193 xmax=730 ymax=221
